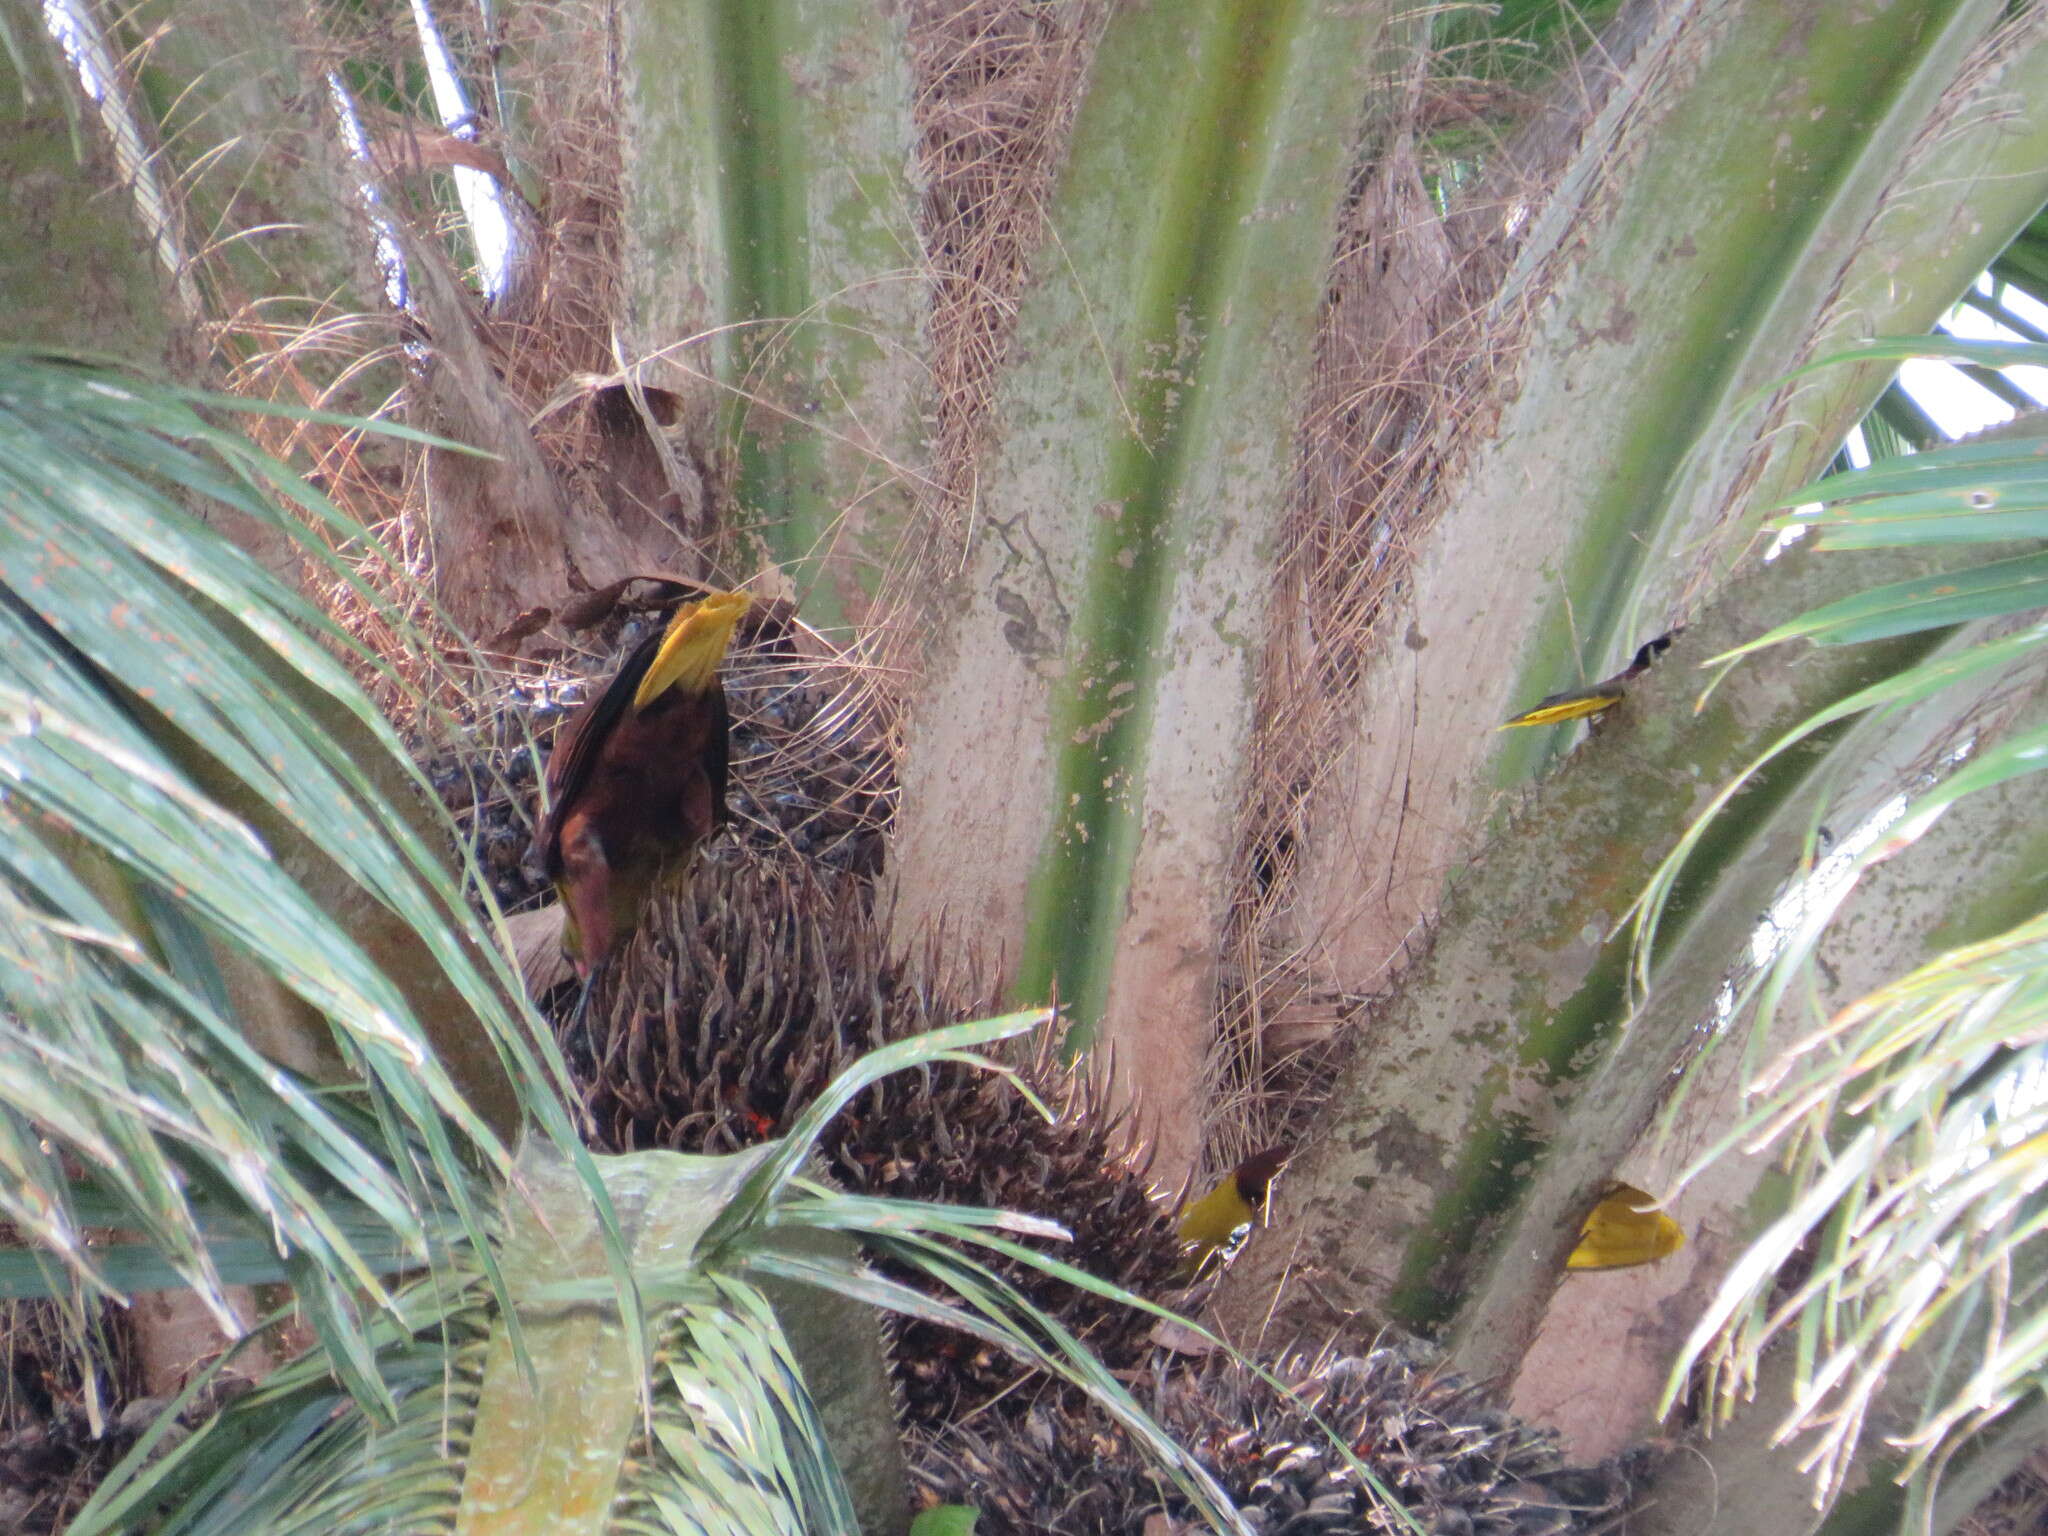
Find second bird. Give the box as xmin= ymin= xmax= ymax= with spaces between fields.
xmin=538 ymin=589 xmax=752 ymax=977
xmin=1499 ymin=631 xmax=1676 ymax=730
xmin=1179 ymin=1145 xmax=1291 ymax=1271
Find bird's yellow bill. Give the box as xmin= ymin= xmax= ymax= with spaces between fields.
xmin=634 ymin=590 xmax=752 ymax=709
xmin=1566 ymin=1183 xmax=1685 ymax=1270
xmin=1500 ymin=687 xmax=1625 ymax=730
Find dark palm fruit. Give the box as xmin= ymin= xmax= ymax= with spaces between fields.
xmin=564 ymin=854 xmax=1188 ymax=1432
xmin=1951 ymin=1451 xmax=2048 ymax=1536
xmin=419 ymin=585 xmax=1634 ymax=1530
xmin=907 ymin=1343 xmax=1641 ymax=1536
xmin=0 ymin=1297 xmax=245 ymax=1535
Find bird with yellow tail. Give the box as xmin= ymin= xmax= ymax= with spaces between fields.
xmin=537 ymin=589 xmax=752 ymax=979
xmin=1566 ymin=1182 xmax=1685 ymax=1271
xmin=1178 ymin=1146 xmax=1290 ymax=1271
xmin=1500 ymin=631 xmax=1677 ymax=730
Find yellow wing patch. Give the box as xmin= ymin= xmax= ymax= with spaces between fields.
xmin=633 ymin=590 xmax=752 ymax=710
xmin=1567 ymin=1182 xmax=1686 ymax=1271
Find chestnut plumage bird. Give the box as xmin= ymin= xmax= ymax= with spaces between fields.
xmin=1499 ymin=631 xmax=1677 ymax=730
xmin=537 ymin=590 xmax=751 ymax=976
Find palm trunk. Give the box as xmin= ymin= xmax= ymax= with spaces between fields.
xmin=886 ymin=0 xmax=1401 ymax=1176
xmin=1287 ymin=0 xmax=2048 ymax=988
xmin=620 ymin=0 xmax=929 ymax=628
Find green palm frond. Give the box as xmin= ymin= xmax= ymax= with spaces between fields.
xmin=1761 ymin=419 xmax=2048 ymax=561
xmin=1661 ymin=911 xmax=2048 ymax=1511
xmin=0 ymin=348 xmax=611 ymax=1406
xmin=0 ymin=354 xmax=1275 ymax=1532
xmin=629 ymin=1276 xmax=862 ymax=1536
xmin=68 ymin=1269 xmax=492 ymax=1536
xmin=1633 ymin=341 xmax=2048 ymax=1512
xmin=75 ymin=1012 xmax=1269 ymax=1535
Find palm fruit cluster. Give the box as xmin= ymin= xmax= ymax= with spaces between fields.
xmin=434 ymin=584 xmax=1643 ymax=1528
xmin=1 ymin=1300 xmax=157 ymax=1534
xmin=560 ymin=853 xmax=1190 ymax=1432
xmin=909 ymin=1342 xmax=1638 ymax=1536
xmin=422 ymin=582 xmax=892 ymax=912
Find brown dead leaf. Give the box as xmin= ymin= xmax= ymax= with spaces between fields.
xmin=507 ymin=903 xmax=572 ymax=997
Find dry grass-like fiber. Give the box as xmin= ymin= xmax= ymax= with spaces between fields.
xmin=907 ymin=0 xmax=1100 ymax=540
xmin=1202 ymin=10 xmax=1714 ymax=1172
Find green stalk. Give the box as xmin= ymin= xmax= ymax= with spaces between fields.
xmin=706 ymin=0 xmax=818 ymax=595
xmin=1497 ymin=0 xmax=2029 ymax=787
xmin=1015 ymin=0 xmax=1309 ymax=1023
xmin=1298 ymin=0 xmax=2048 ymax=1004
xmin=889 ymin=3 xmax=1388 ymax=1166
xmin=624 ymin=0 xmax=925 ymax=628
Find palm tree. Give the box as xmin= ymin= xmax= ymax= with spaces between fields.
xmin=0 ymin=352 xmax=1252 ymax=1533
xmin=8 ymin=0 xmax=2048 ymax=1526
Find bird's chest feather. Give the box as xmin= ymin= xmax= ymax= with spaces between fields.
xmin=584 ymin=709 xmax=715 ymax=857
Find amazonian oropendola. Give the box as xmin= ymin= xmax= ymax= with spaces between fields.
xmin=536 ymin=589 xmax=752 ymax=978
xmin=1498 ymin=631 xmax=1677 ymax=730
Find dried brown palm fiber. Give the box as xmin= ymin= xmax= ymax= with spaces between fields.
xmin=1955 ymin=1447 xmax=2048 ymax=1536
xmin=908 ymin=1340 xmax=1640 ymax=1536
xmin=0 ymin=1297 xmax=149 ymax=1535
xmin=907 ymin=0 xmax=1099 ymax=540
xmin=556 ymin=852 xmax=1188 ymax=1431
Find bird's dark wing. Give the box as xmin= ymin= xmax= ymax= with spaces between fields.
xmin=538 ymin=630 xmax=664 ymax=878
xmin=706 ymin=683 xmax=732 ymax=830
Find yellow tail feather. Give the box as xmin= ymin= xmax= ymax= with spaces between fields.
xmin=633 ymin=590 xmax=752 ymax=710
xmin=1499 ymin=688 xmax=1625 ymax=729
xmin=1566 ymin=1183 xmax=1686 ymax=1270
